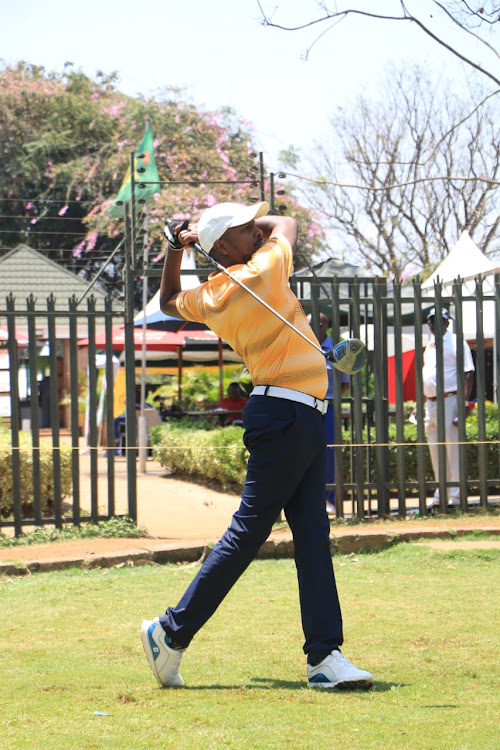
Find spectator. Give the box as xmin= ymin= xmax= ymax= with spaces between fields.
xmin=422 ymin=307 xmax=474 ymax=511
xmin=38 ymin=374 xmax=51 ymax=428
xmin=217 ymin=382 xmax=248 ymax=425
xmin=307 ymin=313 xmax=349 ymax=515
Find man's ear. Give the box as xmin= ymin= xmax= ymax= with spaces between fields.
xmin=212 ymin=239 xmax=229 ymax=257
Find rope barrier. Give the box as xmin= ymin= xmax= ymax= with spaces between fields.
xmin=3 ymin=439 xmax=500 ymax=451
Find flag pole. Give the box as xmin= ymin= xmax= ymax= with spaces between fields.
xmin=138 ymin=206 xmax=150 ymax=473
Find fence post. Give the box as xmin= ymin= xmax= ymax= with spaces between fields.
xmin=413 ymin=280 xmax=427 ymax=515
xmin=373 ymin=279 xmax=389 ymax=515
xmin=475 ymin=277 xmax=488 ymax=509
xmin=27 ymin=294 xmax=42 ymax=526
xmin=47 ymin=294 xmax=63 ymax=528
xmin=453 ymin=280 xmax=468 ymax=512
xmin=6 ymin=295 xmax=22 ymax=537
xmin=433 ymin=283 xmax=448 ymax=513
xmin=69 ymin=296 xmax=81 ymax=526
xmin=124 ymin=204 xmax=137 ymax=522
xmin=392 ymin=280 xmax=407 ymax=516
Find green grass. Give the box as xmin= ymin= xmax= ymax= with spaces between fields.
xmin=1 ymin=545 xmax=498 ymax=750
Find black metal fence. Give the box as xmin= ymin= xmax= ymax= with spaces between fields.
xmin=1 ymin=273 xmax=499 ymax=536
xmin=295 ymin=273 xmax=500 ymax=519
xmin=0 ymin=294 xmax=132 ymax=536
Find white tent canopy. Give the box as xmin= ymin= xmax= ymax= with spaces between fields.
xmin=135 ymin=247 xmax=200 ymax=323
xmin=422 ymin=230 xmax=498 ymax=289
xmin=422 ymin=231 xmax=500 ymax=340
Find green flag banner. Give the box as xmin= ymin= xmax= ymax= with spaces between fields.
xmin=108 ymin=122 xmax=161 ymax=218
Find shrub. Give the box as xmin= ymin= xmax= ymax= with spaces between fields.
xmin=152 ymin=402 xmax=500 ymax=497
xmin=342 ymin=401 xmax=500 ymax=493
xmin=0 ymin=434 xmax=73 ymax=518
xmin=152 ymin=421 xmax=248 ymax=492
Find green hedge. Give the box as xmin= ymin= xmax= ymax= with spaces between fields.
xmin=152 ymin=403 xmax=500 ymax=496
xmin=0 ymin=434 xmax=73 ymax=518
xmin=355 ymin=402 xmax=499 ymax=491
xmin=151 ymin=421 xmax=248 ymax=492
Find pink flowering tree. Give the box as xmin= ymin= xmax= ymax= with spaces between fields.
xmin=0 ymin=62 xmax=324 ymax=305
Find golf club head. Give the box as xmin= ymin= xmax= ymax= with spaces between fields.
xmin=326 ymin=338 xmax=366 ymax=375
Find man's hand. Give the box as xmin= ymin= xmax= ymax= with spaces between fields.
xmin=164 ymin=219 xmax=199 ymax=251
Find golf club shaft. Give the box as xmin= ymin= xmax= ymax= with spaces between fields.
xmin=190 ymin=242 xmax=327 ymax=359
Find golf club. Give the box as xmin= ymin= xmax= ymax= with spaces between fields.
xmin=164 ymin=219 xmax=366 ymax=375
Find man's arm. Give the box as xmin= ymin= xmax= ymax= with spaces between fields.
xmin=159 ymin=247 xmax=186 ymax=318
xmin=159 ymin=223 xmax=200 ymax=317
xmin=255 ymin=215 xmax=298 ymax=254
xmin=464 ymin=371 xmax=474 ymax=402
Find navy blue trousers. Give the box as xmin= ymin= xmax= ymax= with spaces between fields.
xmin=159 ymin=395 xmax=344 ymax=664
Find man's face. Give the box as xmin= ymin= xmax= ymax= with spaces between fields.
xmin=228 ymin=384 xmax=241 ymax=399
xmin=427 ymin=316 xmax=449 ymax=336
xmin=319 ymin=316 xmax=329 ymax=342
xmin=217 ymin=220 xmax=264 ymax=265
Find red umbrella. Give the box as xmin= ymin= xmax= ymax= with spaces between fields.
xmin=77 ymin=325 xmax=217 ymax=351
xmin=0 ymin=327 xmax=29 ymax=346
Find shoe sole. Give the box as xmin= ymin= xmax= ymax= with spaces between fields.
xmin=309 ymin=678 xmax=373 ymax=690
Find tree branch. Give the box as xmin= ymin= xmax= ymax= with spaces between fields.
xmin=256 ymin=1 xmax=500 ymax=86
xmin=281 ymin=172 xmax=500 ymax=190
xmin=432 ymin=0 xmax=499 ymax=58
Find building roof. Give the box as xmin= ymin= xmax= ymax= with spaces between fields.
xmin=0 ymin=244 xmax=109 ymax=311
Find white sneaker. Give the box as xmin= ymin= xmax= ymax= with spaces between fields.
xmin=307 ymin=650 xmax=373 ymax=689
xmin=141 ymin=618 xmax=185 ymax=687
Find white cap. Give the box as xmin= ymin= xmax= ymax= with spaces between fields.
xmin=198 ymin=201 xmax=269 ymax=253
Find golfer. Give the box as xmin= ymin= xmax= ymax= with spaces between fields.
xmin=141 ymin=201 xmax=373 ymax=689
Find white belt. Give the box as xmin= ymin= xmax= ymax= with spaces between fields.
xmin=250 ymin=385 xmax=328 ymax=415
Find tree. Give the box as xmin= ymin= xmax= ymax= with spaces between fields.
xmin=0 ymin=62 xmax=324 ymax=308
xmin=285 ymin=67 xmax=499 ymax=278
xmin=257 ymin=1 xmax=499 ymax=87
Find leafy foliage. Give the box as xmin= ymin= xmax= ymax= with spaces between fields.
xmin=152 ymin=401 xmax=500 ymax=497
xmin=0 ymin=433 xmax=72 ymax=518
xmin=343 ymin=401 xmax=500 ymax=495
xmin=0 ymin=516 xmax=147 ymax=547
xmin=0 ymin=62 xmax=324 ymax=308
xmin=147 ymin=365 xmax=251 ymax=411
xmin=151 ymin=422 xmax=248 ymax=492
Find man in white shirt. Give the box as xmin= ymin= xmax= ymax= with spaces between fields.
xmin=422 ymin=307 xmax=475 ymax=511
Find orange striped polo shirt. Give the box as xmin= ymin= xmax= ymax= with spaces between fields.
xmin=175 ymin=233 xmax=328 ymax=399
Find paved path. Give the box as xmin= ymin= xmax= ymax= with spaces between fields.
xmin=1 ymin=454 xmax=498 ymax=574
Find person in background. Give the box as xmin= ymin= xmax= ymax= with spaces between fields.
xmin=307 ymin=313 xmax=350 ymax=515
xmin=217 ymin=382 xmax=248 ymax=426
xmin=422 ymin=307 xmax=475 ymax=512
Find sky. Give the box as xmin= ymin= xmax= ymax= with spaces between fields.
xmin=2 ymin=0 xmax=497 ymax=170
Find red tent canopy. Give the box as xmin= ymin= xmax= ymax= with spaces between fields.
xmin=0 ymin=327 xmax=29 ymax=346
xmin=388 ymin=350 xmax=416 ymax=403
xmin=78 ymin=326 xmax=218 ymax=351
